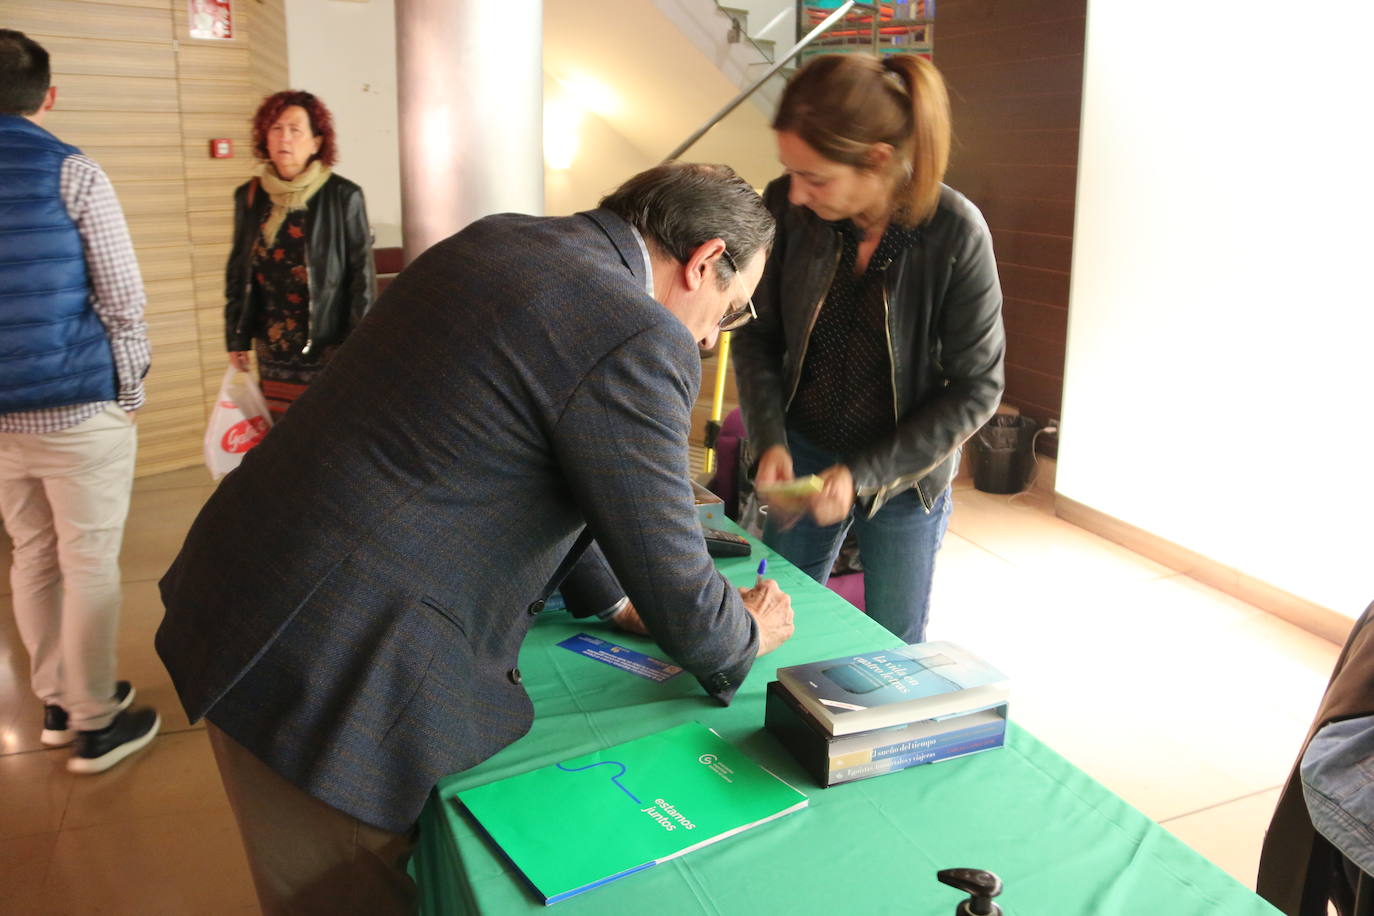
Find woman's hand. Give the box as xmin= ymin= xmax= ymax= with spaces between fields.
xmin=755 ymin=445 xmax=806 ymax=528
xmin=808 ymin=464 xmax=856 ymax=527
xmin=228 ymin=351 xmax=252 ymax=372
xmin=754 ymin=444 xmax=794 ymax=489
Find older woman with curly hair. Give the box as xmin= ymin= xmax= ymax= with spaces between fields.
xmin=225 ymin=90 xmax=375 ymax=418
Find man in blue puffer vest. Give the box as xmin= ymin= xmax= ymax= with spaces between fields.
xmin=0 ymin=29 xmax=159 ymax=773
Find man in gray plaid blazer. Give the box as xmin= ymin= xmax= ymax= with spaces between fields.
xmin=156 ymin=163 xmax=793 ymax=912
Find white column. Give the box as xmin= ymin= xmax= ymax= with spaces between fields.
xmin=395 ymin=0 xmax=544 ymax=264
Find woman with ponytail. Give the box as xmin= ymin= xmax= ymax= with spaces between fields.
xmin=731 ymin=53 xmax=1005 ymax=643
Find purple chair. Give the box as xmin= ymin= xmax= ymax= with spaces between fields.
xmin=825 ymin=568 xmax=866 ymax=610
xmin=706 ymin=408 xmax=748 ymax=520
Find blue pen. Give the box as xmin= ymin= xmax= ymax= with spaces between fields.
xmin=755 ymin=558 xmax=768 ymax=589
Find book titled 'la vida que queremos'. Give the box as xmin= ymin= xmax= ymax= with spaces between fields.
xmin=456 ymin=722 xmax=808 ymax=904
xmin=775 ymin=641 xmax=1010 ymax=737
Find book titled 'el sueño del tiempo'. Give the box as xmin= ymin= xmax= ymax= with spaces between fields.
xmin=776 ymin=641 xmax=1010 ymax=736
xmin=456 ymin=722 xmax=808 ymax=904
xmin=764 ymin=680 xmax=1008 ymax=787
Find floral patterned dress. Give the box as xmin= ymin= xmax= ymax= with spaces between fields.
xmin=250 ymin=208 xmax=337 ymax=419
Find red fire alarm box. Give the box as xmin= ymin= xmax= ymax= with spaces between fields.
xmin=209 ymin=138 xmax=233 ymax=158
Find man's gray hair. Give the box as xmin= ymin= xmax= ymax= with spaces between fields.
xmin=599 ymin=163 xmax=774 ymax=285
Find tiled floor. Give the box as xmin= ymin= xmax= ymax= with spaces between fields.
xmin=0 ymin=466 xmax=1342 ymax=914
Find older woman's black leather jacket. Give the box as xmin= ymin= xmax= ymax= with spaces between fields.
xmin=224 ymin=173 xmax=376 ymax=354
xmin=732 ymin=176 xmax=1006 ymax=516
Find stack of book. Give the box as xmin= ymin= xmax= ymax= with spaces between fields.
xmin=765 ymin=641 xmax=1010 ymax=787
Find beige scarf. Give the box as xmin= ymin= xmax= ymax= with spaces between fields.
xmin=253 ymin=160 xmax=332 ymax=245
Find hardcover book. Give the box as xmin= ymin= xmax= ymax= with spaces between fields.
xmin=456 ymin=722 xmax=808 ymax=904
xmin=827 ymin=731 xmax=1005 ymax=784
xmin=765 ymin=680 xmax=1007 ymax=787
xmin=775 ymin=641 xmax=1010 ymax=736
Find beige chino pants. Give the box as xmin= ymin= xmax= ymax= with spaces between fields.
xmin=0 ymin=404 xmax=136 ymax=731
xmin=206 ymin=722 xmax=418 ymax=915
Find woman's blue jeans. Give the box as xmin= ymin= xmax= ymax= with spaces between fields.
xmin=762 ymin=430 xmax=952 ymax=644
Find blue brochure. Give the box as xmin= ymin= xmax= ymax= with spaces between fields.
xmin=558 ymin=633 xmax=684 ymax=682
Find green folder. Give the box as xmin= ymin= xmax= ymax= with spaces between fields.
xmin=456 ymin=722 xmax=809 ymax=904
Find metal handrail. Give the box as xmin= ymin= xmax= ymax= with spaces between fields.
xmin=663 ymin=0 xmax=872 ymax=163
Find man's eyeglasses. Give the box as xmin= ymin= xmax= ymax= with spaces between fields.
xmin=718 ymin=249 xmax=757 ymax=332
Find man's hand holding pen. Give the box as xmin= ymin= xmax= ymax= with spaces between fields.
xmin=742 ymin=558 xmax=792 ymax=656
xmin=612 ymin=549 xmax=794 ymax=654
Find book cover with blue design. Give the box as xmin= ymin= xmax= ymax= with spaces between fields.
xmin=765 ymin=680 xmax=1008 ymax=786
xmin=456 ymin=722 xmax=808 ymax=904
xmin=827 ymin=728 xmax=1007 ymax=784
xmin=776 ymin=641 xmax=1010 ymax=736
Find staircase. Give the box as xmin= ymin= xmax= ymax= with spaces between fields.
xmin=652 ymin=0 xmax=935 ymax=134
xmin=649 ymin=0 xmax=799 ymax=118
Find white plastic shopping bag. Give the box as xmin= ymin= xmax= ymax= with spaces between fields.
xmin=203 ymin=367 xmax=272 ymax=479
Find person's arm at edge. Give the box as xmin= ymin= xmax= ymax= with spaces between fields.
xmin=342 ymin=180 xmax=376 ymax=328
xmin=224 ymin=180 xmax=254 ymax=364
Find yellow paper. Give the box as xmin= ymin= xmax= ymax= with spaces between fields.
xmin=757 ymin=475 xmax=824 ymax=498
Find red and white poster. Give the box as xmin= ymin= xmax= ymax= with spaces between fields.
xmin=187 ymin=0 xmax=234 ymax=40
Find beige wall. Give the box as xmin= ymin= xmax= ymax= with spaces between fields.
xmin=8 ymin=0 xmax=287 ymax=478
xmin=543 ymin=74 xmax=655 ymax=217
xmin=1059 ymin=0 xmax=1372 ymax=617
xmin=283 ymin=0 xmax=400 ymax=246
xmin=280 ymin=0 xmax=659 ymax=231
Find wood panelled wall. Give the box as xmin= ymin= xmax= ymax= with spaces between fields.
xmin=8 ymin=0 xmax=287 ymax=477
xmin=937 ymin=0 xmax=1087 ymax=453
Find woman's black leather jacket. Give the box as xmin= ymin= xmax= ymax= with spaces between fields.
xmin=732 ymin=176 xmax=1006 ymax=515
xmin=224 ymin=173 xmax=376 ymax=354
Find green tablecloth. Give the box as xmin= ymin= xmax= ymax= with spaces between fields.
xmin=411 ymin=534 xmax=1278 ymax=915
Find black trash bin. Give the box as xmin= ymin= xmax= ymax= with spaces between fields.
xmin=970 ymin=415 xmax=1038 ymax=494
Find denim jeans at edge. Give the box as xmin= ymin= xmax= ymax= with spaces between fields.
xmin=761 ymin=429 xmax=952 ymax=645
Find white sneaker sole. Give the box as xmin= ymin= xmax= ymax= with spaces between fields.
xmin=40 ymin=684 xmax=136 ymax=748
xmin=115 ymin=684 xmax=136 ymax=713
xmin=67 ymin=711 xmax=161 ymax=775
xmin=40 ymin=728 xmax=75 ymax=748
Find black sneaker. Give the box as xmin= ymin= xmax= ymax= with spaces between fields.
xmin=67 ymin=706 xmax=160 ymax=774
xmin=40 ymin=681 xmax=135 ymax=747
